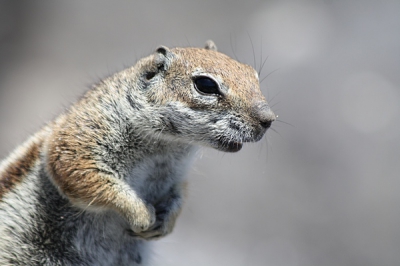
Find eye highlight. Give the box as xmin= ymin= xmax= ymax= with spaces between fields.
xmin=193 ymin=77 xmax=220 ymax=95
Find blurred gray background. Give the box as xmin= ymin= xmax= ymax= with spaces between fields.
xmin=1 ymin=1 xmax=400 ymax=265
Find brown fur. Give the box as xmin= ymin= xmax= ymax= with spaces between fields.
xmin=47 ymin=114 xmax=122 ymax=207
xmin=0 ymin=140 xmax=42 ymax=199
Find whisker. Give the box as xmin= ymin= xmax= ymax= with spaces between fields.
xmin=264 ymin=134 xmax=271 ymax=162
xmin=258 ymin=38 xmax=263 ymax=76
xmin=184 ymin=35 xmax=191 ymax=47
xmin=269 ymin=127 xmax=282 ymax=137
xmin=260 ymin=68 xmax=280 ymax=83
xmin=275 ymin=119 xmax=294 ymax=127
xmin=268 ymin=91 xmax=282 ymax=105
xmin=257 ymin=138 xmax=264 ymax=158
xmin=270 ymin=102 xmax=280 ymax=109
xmin=259 ymin=56 xmax=269 ymax=78
xmin=247 ymin=31 xmax=257 ymax=71
xmin=230 ymin=34 xmax=239 ymax=61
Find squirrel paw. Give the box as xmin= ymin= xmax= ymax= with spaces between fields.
xmin=127 ymin=202 xmax=156 ymax=233
xmin=127 ymin=201 xmax=177 ymax=239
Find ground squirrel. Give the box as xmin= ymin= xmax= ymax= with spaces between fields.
xmin=0 ymin=40 xmax=275 ymax=265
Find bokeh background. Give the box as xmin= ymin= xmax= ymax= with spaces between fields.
xmin=1 ymin=1 xmax=400 ymax=265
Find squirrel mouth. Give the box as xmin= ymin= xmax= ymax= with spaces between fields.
xmin=217 ymin=138 xmax=243 ymax=153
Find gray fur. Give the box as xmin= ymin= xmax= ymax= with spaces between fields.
xmin=0 ymin=42 xmax=275 ymax=265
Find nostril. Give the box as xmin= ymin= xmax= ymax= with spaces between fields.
xmin=260 ymin=120 xmax=273 ymax=129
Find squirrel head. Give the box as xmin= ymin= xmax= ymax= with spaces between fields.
xmin=130 ymin=41 xmax=275 ymax=152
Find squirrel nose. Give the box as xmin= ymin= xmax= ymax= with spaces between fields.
xmin=254 ymin=102 xmax=276 ymax=129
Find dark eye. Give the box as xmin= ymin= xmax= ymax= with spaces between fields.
xmin=193 ymin=77 xmax=220 ymax=95
xmin=146 ymin=72 xmax=156 ymax=80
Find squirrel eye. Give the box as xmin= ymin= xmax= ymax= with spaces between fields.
xmin=193 ymin=77 xmax=220 ymax=95
xmin=146 ymin=72 xmax=156 ymax=80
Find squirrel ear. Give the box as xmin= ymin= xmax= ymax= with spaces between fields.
xmin=156 ymin=45 xmax=170 ymax=56
xmin=154 ymin=45 xmax=172 ymax=71
xmin=204 ymin=40 xmax=217 ymax=51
